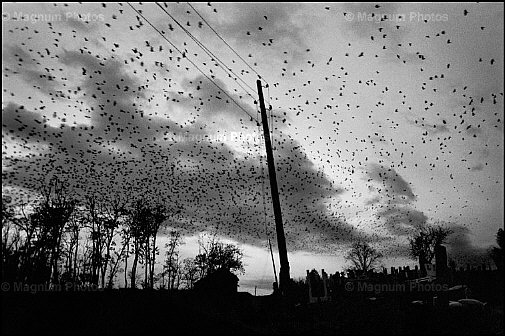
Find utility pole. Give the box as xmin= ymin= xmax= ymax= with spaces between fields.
xmin=257 ymin=80 xmax=290 ymax=295
xmin=268 ymin=238 xmax=278 ymax=286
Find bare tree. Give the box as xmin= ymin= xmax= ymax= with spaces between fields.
xmin=128 ymin=199 xmax=149 ymax=289
xmin=146 ymin=203 xmax=170 ymax=289
xmin=36 ymin=178 xmax=77 ymax=286
xmin=409 ymin=226 xmax=452 ymax=276
xmin=83 ymin=195 xmax=105 ymax=286
xmin=181 ymin=257 xmax=199 ymax=289
xmin=162 ymin=230 xmax=184 ymax=290
xmin=121 ymin=225 xmax=132 ymax=288
xmin=61 ymin=212 xmax=83 ymax=285
xmin=1 ymin=195 xmax=20 ymax=283
xmin=345 ymin=241 xmax=383 ymax=274
xmin=100 ymin=194 xmax=128 ymax=288
xmin=126 ymin=198 xmax=181 ymax=289
xmin=106 ymin=225 xmax=130 ymax=289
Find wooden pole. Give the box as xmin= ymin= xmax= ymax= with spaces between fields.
xmin=268 ymin=238 xmax=278 ymax=286
xmin=257 ymin=80 xmax=290 ymax=295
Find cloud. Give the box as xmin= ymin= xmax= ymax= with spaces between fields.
xmin=404 ymin=116 xmax=451 ymax=135
xmin=4 ymin=45 xmax=63 ymax=97
xmin=469 ymin=163 xmax=484 ymax=172
xmin=63 ymin=17 xmax=96 ymax=32
xmin=194 ymin=2 xmax=309 ymax=65
xmin=445 ymin=225 xmax=492 ymax=267
xmin=2 ymin=49 xmax=362 ymax=254
xmin=372 ymin=223 xmax=494 ymax=267
xmin=340 ymin=3 xmax=421 ymax=64
xmin=362 ymin=163 xmax=429 ymax=237
xmin=175 ymin=75 xmax=257 ymax=123
xmin=364 ymin=163 xmax=416 ymax=202
xmin=218 ymin=3 xmax=305 ymax=46
xmin=376 ymin=205 xmax=428 ymax=236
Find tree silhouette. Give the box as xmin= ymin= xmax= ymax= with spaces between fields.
xmin=490 ymin=228 xmax=504 ymax=270
xmin=181 ymin=257 xmax=199 ymax=289
xmin=1 ymin=179 xmax=78 ymax=286
xmin=100 ymin=194 xmax=128 ymax=288
xmin=195 ymin=233 xmax=244 ymax=277
xmin=127 ymin=199 xmax=179 ymax=289
xmin=409 ymin=226 xmax=452 ymax=276
xmin=345 ymin=241 xmax=383 ymax=274
xmin=161 ymin=230 xmax=184 ymax=290
xmin=35 ymin=178 xmax=77 ymax=286
xmin=128 ymin=199 xmax=151 ymax=289
xmin=1 ymin=195 xmax=19 ymax=283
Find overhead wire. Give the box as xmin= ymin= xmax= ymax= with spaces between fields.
xmin=128 ymin=3 xmax=278 ymax=257
xmin=126 ymin=2 xmax=260 ymax=125
xmin=186 ymin=2 xmax=270 ymax=87
xmin=156 ymin=2 xmax=258 ymax=100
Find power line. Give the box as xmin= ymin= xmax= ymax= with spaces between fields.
xmin=126 ymin=2 xmax=260 ymax=125
xmin=155 ymin=2 xmax=257 ymax=99
xmin=186 ymin=2 xmax=269 ymax=86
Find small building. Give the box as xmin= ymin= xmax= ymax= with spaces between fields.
xmin=194 ymin=268 xmax=239 ymax=295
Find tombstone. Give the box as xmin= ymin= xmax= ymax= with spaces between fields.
xmin=399 ymin=268 xmax=406 ymax=280
xmin=435 ymin=245 xmax=448 ymax=279
xmin=413 ymin=265 xmax=419 ymax=278
xmin=307 ymin=269 xmax=330 ymax=303
xmin=306 ymin=270 xmax=315 ymax=303
xmin=321 ymin=269 xmax=329 ymax=300
xmin=331 ymin=271 xmax=341 ymax=289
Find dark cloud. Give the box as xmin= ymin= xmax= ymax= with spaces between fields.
xmin=200 ymin=2 xmax=308 ymax=65
xmin=445 ymin=225 xmax=492 ymax=267
xmin=378 ymin=240 xmax=412 ymax=259
xmin=3 ymin=2 xmax=501 ymax=265
xmin=362 ymin=163 xmax=429 ymax=237
xmin=2 ymin=49 xmax=361 ymax=253
xmin=376 ymin=205 xmax=428 ymax=236
xmin=374 ymin=223 xmax=494 ymax=267
xmin=63 ymin=17 xmax=95 ymax=32
xmin=364 ymin=163 xmax=416 ymax=202
xmin=176 ymin=75 xmax=257 ymax=123
xmin=218 ymin=3 xmax=305 ymax=45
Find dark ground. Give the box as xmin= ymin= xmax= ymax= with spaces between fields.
xmin=1 ymin=289 xmax=503 ymax=335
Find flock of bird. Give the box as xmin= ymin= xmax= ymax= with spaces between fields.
xmin=2 ymin=3 xmax=503 ymax=259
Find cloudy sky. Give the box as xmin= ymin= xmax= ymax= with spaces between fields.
xmin=2 ymin=2 xmax=503 ymax=294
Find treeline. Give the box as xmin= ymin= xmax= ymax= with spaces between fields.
xmin=1 ymin=178 xmax=244 ymax=290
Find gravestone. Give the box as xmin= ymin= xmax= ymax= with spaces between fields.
xmin=435 ymin=245 xmax=448 ymax=280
